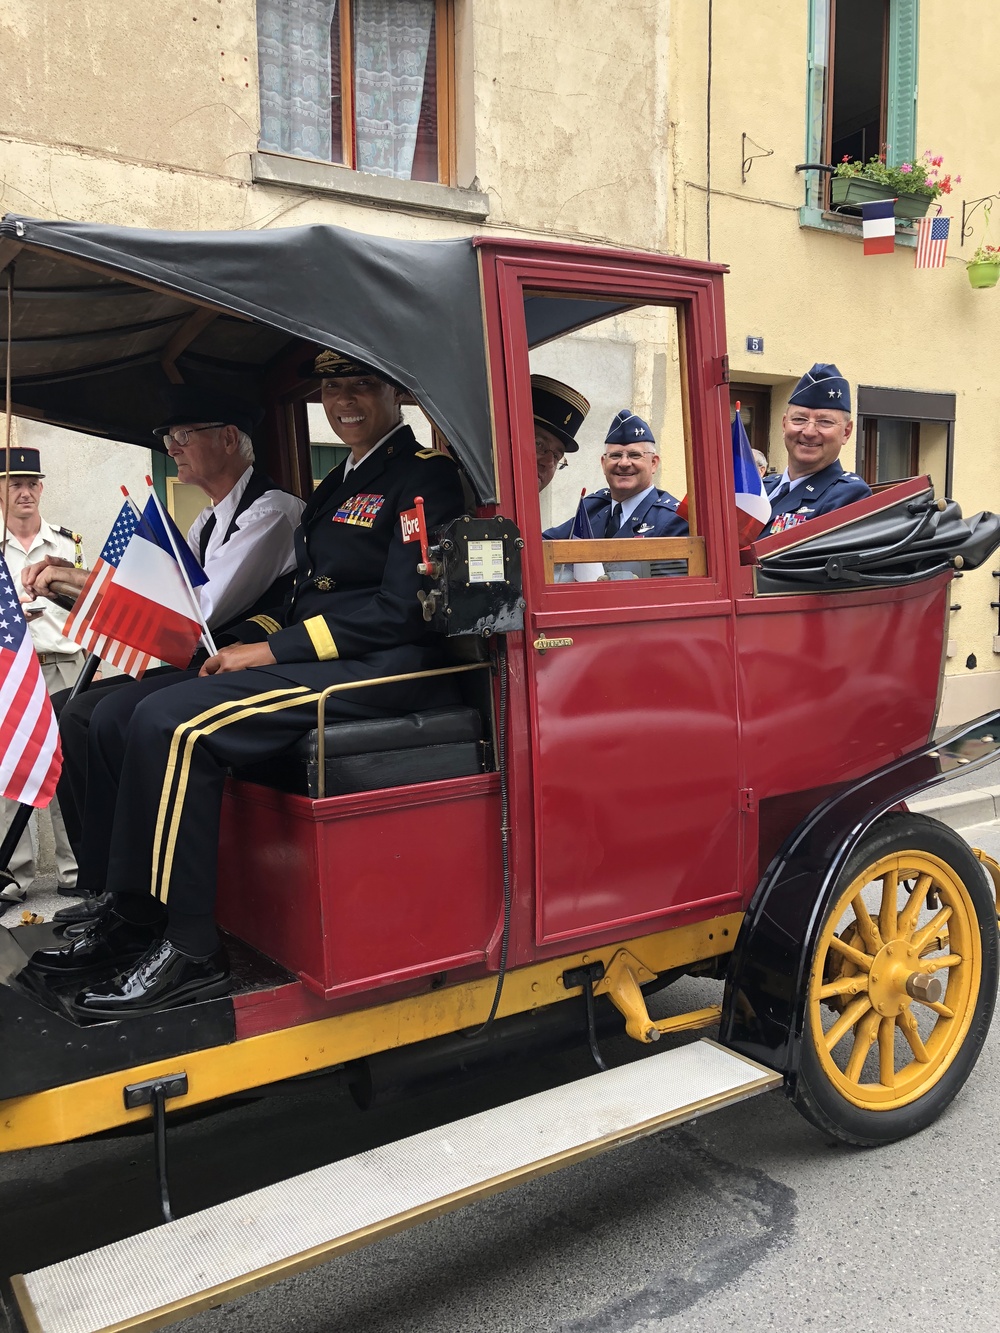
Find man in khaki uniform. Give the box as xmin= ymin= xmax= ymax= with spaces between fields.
xmin=0 ymin=447 xmax=85 ymax=902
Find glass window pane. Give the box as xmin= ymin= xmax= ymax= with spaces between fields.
xmin=257 ymin=0 xmax=339 ymax=163
xmin=354 ymin=0 xmax=436 ymax=180
xmin=876 ymin=418 xmax=914 ymax=482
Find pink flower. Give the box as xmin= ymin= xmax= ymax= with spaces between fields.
xmin=842 ymin=154 xmax=850 ymax=162
xmin=956 ymin=175 xmax=963 ymax=183
xmin=933 ymin=156 xmax=944 ymax=167
xmin=900 ymin=162 xmax=913 ymax=173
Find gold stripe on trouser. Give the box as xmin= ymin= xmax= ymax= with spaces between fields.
xmin=154 ymin=688 xmax=331 ymax=902
xmin=150 ymin=686 xmax=310 ymax=900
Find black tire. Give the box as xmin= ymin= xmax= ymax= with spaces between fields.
xmin=792 ymin=812 xmax=998 ymax=1147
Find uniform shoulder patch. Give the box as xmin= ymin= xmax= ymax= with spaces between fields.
xmin=415 ymin=448 xmax=449 ymax=460
xmin=58 ymin=526 xmax=83 ymax=543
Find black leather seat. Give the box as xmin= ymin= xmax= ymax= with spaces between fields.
xmin=233 ymin=705 xmax=486 ymax=798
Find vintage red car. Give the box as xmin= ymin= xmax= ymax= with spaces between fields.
xmin=1 ymin=215 xmax=999 ymax=1331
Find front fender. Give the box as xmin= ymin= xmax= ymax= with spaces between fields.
xmin=720 ymin=709 xmax=1000 ymax=1078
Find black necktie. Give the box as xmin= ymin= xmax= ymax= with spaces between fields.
xmin=770 ymin=482 xmax=790 ymax=506
xmin=198 ymin=512 xmax=217 ymax=566
xmin=605 ymin=502 xmax=623 ymax=538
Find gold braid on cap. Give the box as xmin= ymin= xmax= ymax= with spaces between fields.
xmin=313 ymin=349 xmax=380 ymax=378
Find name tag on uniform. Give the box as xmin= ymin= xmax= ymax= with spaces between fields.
xmin=333 ymin=493 xmax=385 ymax=527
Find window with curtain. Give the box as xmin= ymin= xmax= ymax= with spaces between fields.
xmin=256 ymin=0 xmax=454 ymax=184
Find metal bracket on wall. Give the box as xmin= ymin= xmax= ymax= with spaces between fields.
xmin=741 ymin=133 xmax=774 ymax=184
xmin=961 ymin=193 xmax=1000 ymax=246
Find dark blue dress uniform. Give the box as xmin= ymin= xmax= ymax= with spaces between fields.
xmin=543 ymin=487 xmax=688 ymax=540
xmin=80 ymin=423 xmax=467 ymax=927
xmin=762 ymin=461 xmax=872 ymax=537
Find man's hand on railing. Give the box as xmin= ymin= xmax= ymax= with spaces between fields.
xmin=200 ymin=641 xmax=277 ymax=676
xmin=21 ymin=555 xmax=83 ymax=599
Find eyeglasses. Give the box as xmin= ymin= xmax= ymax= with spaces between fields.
xmin=536 ymin=445 xmax=568 ymax=470
xmin=786 ymin=416 xmax=843 ymax=432
xmin=603 ymin=449 xmax=656 ymax=463
xmin=163 ymin=423 xmax=224 ymax=447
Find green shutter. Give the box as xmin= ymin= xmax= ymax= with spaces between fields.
xmin=886 ymin=0 xmax=919 ymax=166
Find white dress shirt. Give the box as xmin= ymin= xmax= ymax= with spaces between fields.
xmin=186 ymin=468 xmax=305 ymax=630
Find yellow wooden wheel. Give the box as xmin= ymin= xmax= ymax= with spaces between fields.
xmin=794 ymin=814 xmax=998 ymax=1145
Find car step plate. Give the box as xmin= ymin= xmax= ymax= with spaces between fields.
xmin=13 ymin=1038 xmax=780 ymax=1333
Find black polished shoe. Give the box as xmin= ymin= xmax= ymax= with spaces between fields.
xmin=74 ymin=940 xmax=230 ymax=1016
xmin=52 ymin=892 xmax=114 ymax=925
xmin=29 ymin=913 xmax=163 ymax=976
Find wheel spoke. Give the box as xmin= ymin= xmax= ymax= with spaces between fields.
xmin=879 ymin=869 xmax=899 ymax=942
xmin=898 ymin=1008 xmax=930 ymax=1062
xmin=924 ymin=999 xmax=955 ymax=1019
xmin=898 ymin=872 xmax=932 ymax=939
xmin=819 ymin=974 xmax=869 ymax=1000
xmin=877 ymin=1015 xmax=897 ymax=1087
xmin=912 ymin=905 xmax=953 ymax=955
xmin=851 ymin=895 xmax=883 ymax=954
xmin=921 ymin=953 xmax=962 ymax=971
xmin=828 ymin=934 xmax=874 ymax=971
xmin=844 ymin=1008 xmax=880 ymax=1082
xmin=824 ymin=993 xmax=874 ymax=1052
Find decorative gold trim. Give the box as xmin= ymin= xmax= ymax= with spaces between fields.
xmin=303 ymin=616 xmax=338 ymax=661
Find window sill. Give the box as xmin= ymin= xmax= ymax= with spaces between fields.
xmin=798 ymin=206 xmax=917 ymax=248
xmin=252 ymin=152 xmax=490 ymax=222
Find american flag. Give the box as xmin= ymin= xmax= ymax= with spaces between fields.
xmin=63 ymin=500 xmax=153 ymax=678
xmin=0 ymin=555 xmax=62 ymax=806
xmin=915 ymin=215 xmax=950 ymax=269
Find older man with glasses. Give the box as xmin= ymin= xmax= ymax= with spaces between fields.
xmin=531 ymin=374 xmax=589 ymax=492
xmin=545 ymin=409 xmax=688 ymax=541
xmin=763 ymin=363 xmax=871 ymax=537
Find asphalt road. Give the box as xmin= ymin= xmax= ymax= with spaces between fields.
xmin=4 ymin=825 xmax=1000 ymax=1333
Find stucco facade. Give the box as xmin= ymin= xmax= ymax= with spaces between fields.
xmin=1 ymin=0 xmax=998 ymax=722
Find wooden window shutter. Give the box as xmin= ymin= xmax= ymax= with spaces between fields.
xmin=886 ymin=0 xmax=919 ymax=166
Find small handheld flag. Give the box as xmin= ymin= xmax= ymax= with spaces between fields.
xmin=63 ymin=495 xmax=153 ymax=678
xmin=861 ymin=199 xmax=897 ymax=256
xmin=915 ymin=215 xmax=950 ymax=269
xmin=731 ymin=404 xmax=771 ymax=545
xmin=0 ymin=554 xmax=61 ymax=806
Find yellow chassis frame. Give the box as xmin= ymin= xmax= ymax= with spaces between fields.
xmin=0 ymin=911 xmax=742 ymax=1152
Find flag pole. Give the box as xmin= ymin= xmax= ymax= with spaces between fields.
xmin=143 ymin=476 xmax=217 ymax=657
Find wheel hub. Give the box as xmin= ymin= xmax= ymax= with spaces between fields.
xmin=868 ymin=939 xmax=927 ymax=1018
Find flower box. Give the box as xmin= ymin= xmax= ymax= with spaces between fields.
xmin=967 ymin=262 xmax=1000 ymax=290
xmin=830 ymin=176 xmax=933 ymax=220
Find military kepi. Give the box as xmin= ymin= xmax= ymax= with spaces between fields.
xmin=605 ymin=409 xmax=655 ymax=446
xmin=531 ymin=374 xmax=590 ymax=453
xmin=152 ymin=386 xmax=265 ymax=440
xmin=788 ymin=363 xmax=851 ymax=414
xmin=0 ymin=448 xmax=43 ymax=477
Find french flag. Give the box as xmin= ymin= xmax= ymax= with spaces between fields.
xmin=861 ymin=198 xmax=896 ymax=256
xmin=732 ymin=406 xmax=771 ymax=546
xmin=88 ymin=495 xmax=210 ymax=669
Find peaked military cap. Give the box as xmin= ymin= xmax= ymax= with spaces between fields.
xmin=152 ymin=386 xmax=265 ymax=439
xmin=788 ymin=363 xmax=852 ymax=414
xmin=605 ymin=408 xmax=656 ymax=447
xmin=0 ymin=448 xmax=43 ymax=477
xmin=531 ymin=374 xmax=590 ymax=453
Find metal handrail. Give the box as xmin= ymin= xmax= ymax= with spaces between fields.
xmin=314 ymin=661 xmax=493 ymax=798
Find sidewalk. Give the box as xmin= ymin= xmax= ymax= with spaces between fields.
xmin=908 ymin=758 xmax=1000 ymax=831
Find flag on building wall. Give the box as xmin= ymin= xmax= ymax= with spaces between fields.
xmin=861 ymin=199 xmax=897 ymax=255
xmin=0 ymin=555 xmax=61 ymax=806
xmin=914 ymin=215 xmax=950 ymax=268
xmin=88 ymin=496 xmax=209 ymax=669
xmin=731 ymin=409 xmax=771 ymax=545
xmin=63 ymin=499 xmax=154 ymax=678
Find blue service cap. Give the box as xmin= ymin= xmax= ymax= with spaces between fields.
xmin=604 ymin=409 xmax=656 ymax=446
xmin=788 ymin=363 xmax=851 ymax=413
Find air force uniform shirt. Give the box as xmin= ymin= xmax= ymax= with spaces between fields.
xmin=762 ymin=461 xmax=871 ymax=537
xmin=543 ymin=485 xmax=688 ymax=540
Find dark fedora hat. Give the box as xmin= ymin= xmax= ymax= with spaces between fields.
xmin=152 ymin=386 xmax=265 ymax=440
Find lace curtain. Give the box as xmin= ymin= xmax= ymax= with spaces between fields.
xmin=257 ymin=0 xmax=337 ymax=163
xmin=353 ymin=0 xmax=434 ymax=180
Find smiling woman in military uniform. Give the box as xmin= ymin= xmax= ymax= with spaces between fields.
xmin=763 ymin=363 xmax=872 ymax=537
xmin=32 ymin=351 xmax=468 ymax=1015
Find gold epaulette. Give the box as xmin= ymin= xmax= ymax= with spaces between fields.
xmin=415 ymin=448 xmax=448 ymax=460
xmin=249 ymin=615 xmax=282 ymax=635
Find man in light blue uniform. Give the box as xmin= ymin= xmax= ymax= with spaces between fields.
xmin=544 ymin=409 xmax=688 ymax=541
xmin=763 ymin=363 xmax=872 ymax=537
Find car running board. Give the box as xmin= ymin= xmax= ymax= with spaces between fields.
xmin=13 ymin=1038 xmax=781 ymax=1333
